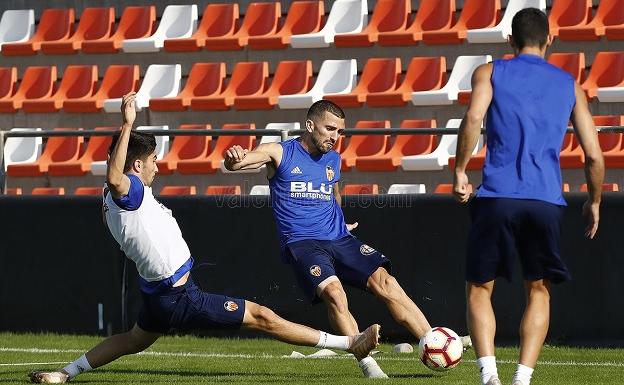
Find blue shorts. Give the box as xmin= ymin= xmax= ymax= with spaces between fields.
xmin=137 ymin=276 xmax=245 ymax=334
xmin=282 ymin=235 xmax=391 ymax=303
xmin=466 ymin=198 xmax=571 ymax=284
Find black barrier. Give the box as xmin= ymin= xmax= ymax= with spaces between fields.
xmin=0 ymin=195 xmax=623 ymax=346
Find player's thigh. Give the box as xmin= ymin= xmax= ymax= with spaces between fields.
xmin=128 ymin=323 xmax=162 ymax=351
xmin=284 ymin=240 xmax=337 ymax=302
xmin=330 ymin=236 xmax=391 ymax=291
xmin=175 ymin=286 xmax=246 ymax=331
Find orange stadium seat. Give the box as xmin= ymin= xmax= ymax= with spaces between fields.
xmin=340 ymin=120 xmax=390 ymax=170
xmin=580 ymin=183 xmax=619 ymax=192
xmin=74 ymin=187 xmax=104 ymax=196
xmin=594 ymin=115 xmax=624 ymax=167
xmin=150 ymin=63 xmax=226 ymax=111
xmin=548 ymin=52 xmax=585 ymax=82
xmin=325 ymin=58 xmax=401 ymax=108
xmin=48 ymin=127 xmax=114 ymax=176
xmin=205 ymin=185 xmax=241 ymax=195
xmin=356 ymin=119 xmax=436 ymax=171
xmin=548 ymin=0 xmax=592 ymax=36
xmin=558 ymin=0 xmax=624 ymax=41
xmin=190 ymin=62 xmax=268 ymax=111
xmin=435 ymin=183 xmax=473 ymax=194
xmin=82 ymin=6 xmax=156 ymax=53
xmin=367 ymin=57 xmax=446 ymax=107
xmin=41 ymin=7 xmax=114 ymax=54
xmin=334 ymin=0 xmax=410 ymax=47
xmin=377 ymin=0 xmax=454 ymax=46
xmin=5 ymin=188 xmax=23 ymax=195
xmin=559 ymin=133 xmax=584 ymax=168
xmin=249 ymin=1 xmax=323 ymax=49
xmin=177 ymin=123 xmax=255 ymax=174
xmin=64 ymin=65 xmax=139 ymax=112
xmin=164 ymin=4 xmax=239 ymax=52
xmin=605 ymin=1 xmax=624 ymax=40
xmin=0 ymin=66 xmax=56 ymax=112
xmin=423 ymin=0 xmax=500 ymax=45
xmin=2 ymin=8 xmax=74 ymax=56
xmin=161 ymin=185 xmax=197 ymax=195
xmin=342 ymin=184 xmax=379 ymax=195
xmin=205 ymin=2 xmax=280 ymax=51
xmin=235 ymin=60 xmax=312 ymax=110
xmin=581 ymin=52 xmax=624 ymax=99
xmin=22 ymin=65 xmax=97 ymax=113
xmin=0 ymin=67 xmax=17 ymax=101
xmin=7 ymin=128 xmax=83 ymax=177
xmin=32 ymin=187 xmax=65 ymax=196
xmin=156 ymin=124 xmax=211 ymax=174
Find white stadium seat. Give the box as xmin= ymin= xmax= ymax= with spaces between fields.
xmin=387 ymin=184 xmax=426 ymax=194
xmin=597 ymin=87 xmax=624 ymax=103
xmin=3 ymin=128 xmax=42 ymax=171
xmin=467 ymin=0 xmax=546 ymax=43
xmin=259 ymin=122 xmax=300 ymax=145
xmin=0 ymin=10 xmax=34 ymax=51
xmin=250 ymin=185 xmax=270 ymax=195
xmin=136 ymin=125 xmax=169 ymax=160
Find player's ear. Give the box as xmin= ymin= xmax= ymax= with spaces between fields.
xmin=305 ymin=119 xmax=314 ymax=133
xmin=132 ymin=158 xmax=142 ymax=172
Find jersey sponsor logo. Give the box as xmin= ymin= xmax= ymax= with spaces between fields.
xmin=224 ymin=301 xmax=239 ymax=312
xmin=360 ymin=244 xmax=376 ymax=255
xmin=326 ymin=165 xmax=335 ymax=181
xmin=289 ymin=182 xmax=333 ymax=200
xmin=309 ymin=265 xmax=322 ymax=277
xmin=291 ymin=166 xmax=303 ymax=174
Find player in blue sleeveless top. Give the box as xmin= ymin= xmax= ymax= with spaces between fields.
xmin=453 ymin=9 xmax=604 ymax=385
xmin=225 ymin=100 xmax=469 ymax=378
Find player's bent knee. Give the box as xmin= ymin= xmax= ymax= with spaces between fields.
xmin=320 ymin=283 xmax=349 ymax=313
xmin=245 ymin=302 xmax=279 ymax=331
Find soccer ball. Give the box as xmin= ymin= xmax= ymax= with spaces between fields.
xmin=418 ymin=327 xmax=463 ymax=371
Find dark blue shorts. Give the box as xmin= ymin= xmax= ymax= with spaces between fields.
xmin=466 ymin=198 xmax=571 ymax=284
xmin=282 ymin=236 xmax=391 ymax=303
xmin=137 ymin=276 xmax=245 ymax=334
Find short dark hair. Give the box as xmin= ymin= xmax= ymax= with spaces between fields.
xmin=307 ymin=100 xmax=345 ymax=122
xmin=511 ymin=8 xmax=549 ymax=49
xmin=108 ymin=131 xmax=157 ymax=173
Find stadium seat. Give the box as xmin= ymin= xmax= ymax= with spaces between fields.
xmin=234 ymin=60 xmax=312 ymax=110
xmin=123 ymin=5 xmax=198 ymax=53
xmin=64 ymin=65 xmax=139 ymax=112
xmin=74 ymin=187 xmax=104 ymax=196
xmin=548 ymin=0 xmax=592 ymax=36
xmin=412 ymin=55 xmax=491 ymax=105
xmin=581 ymin=52 xmax=624 ymax=99
xmin=0 ymin=67 xmax=17 ymax=101
xmin=423 ymin=0 xmax=500 ymax=44
xmin=340 ymin=120 xmax=389 ymax=170
xmin=250 ymin=185 xmax=270 ymax=195
xmin=48 ymin=127 xmax=115 ymax=176
xmin=7 ymin=128 xmax=83 ymax=177
xmin=467 ymin=0 xmax=546 ymax=43
xmin=190 ymin=62 xmax=268 ymax=111
xmin=3 ymin=128 xmax=42 ymax=171
xmin=258 ymin=122 xmax=300 ymax=145
xmin=447 ymin=145 xmax=488 ymax=170
xmin=81 ymin=6 xmax=156 ymax=53
xmin=278 ymin=59 xmax=357 ymax=109
xmin=22 ymin=65 xmax=98 ymax=113
xmin=205 ymin=2 xmax=280 ymax=51
xmin=595 ymin=116 xmax=624 ymax=167
xmin=160 ymin=186 xmax=197 ymax=195
xmin=41 ymin=7 xmax=114 ymax=54
xmin=2 ymin=8 xmax=74 ymax=56
xmin=334 ymin=0 xmax=410 ymax=47
xmin=0 ymin=10 xmax=35 ymax=51
xmin=164 ymin=4 xmax=239 ymax=52
xmin=137 ymin=126 xmax=169 ymax=160
xmin=387 ymin=184 xmax=426 ymax=194
xmin=562 ymin=183 xmax=571 ymax=192
xmin=290 ymin=0 xmax=368 ymax=48
xmin=367 ymin=57 xmax=445 ymax=107
xmin=559 ymin=0 xmax=624 ymax=40
xmin=547 ymin=52 xmax=585 ymax=82
xmin=150 ymin=63 xmax=226 ymax=111
xmin=32 ymin=187 xmax=65 ymax=196
xmin=434 ymin=183 xmax=473 ymax=194
xmin=377 ymin=0 xmax=454 ymax=46
xmin=177 ymin=123 xmax=255 ymax=174
xmin=580 ymin=183 xmax=619 ymax=192
xmin=325 ymin=58 xmax=401 ymax=108
xmin=606 ymin=4 xmax=624 ymax=40
xmin=205 ymin=185 xmax=242 ymax=195
xmin=597 ymin=87 xmax=624 ymax=102
xmin=156 ymin=124 xmax=211 ymax=175
xmin=248 ymin=1 xmax=323 ymax=49
xmin=0 ymin=66 xmax=56 ymax=112
xmin=356 ymin=119 xmax=436 ymax=171
xmin=104 ymin=64 xmax=181 ymax=112
xmin=5 ymin=188 xmax=23 ymax=195
xmin=342 ymin=184 xmax=379 ymax=194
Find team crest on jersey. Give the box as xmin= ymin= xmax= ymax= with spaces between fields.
xmin=224 ymin=301 xmax=239 ymax=312
xmin=326 ymin=165 xmax=335 ymax=181
xmin=309 ymin=265 xmax=322 ymax=277
xmin=360 ymin=244 xmax=376 ymax=255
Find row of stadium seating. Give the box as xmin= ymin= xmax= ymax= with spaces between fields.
xmin=0 ymin=0 xmax=622 ymax=56
xmin=1 ymin=51 xmax=623 ymax=113
xmin=4 ymin=115 xmax=624 ymax=179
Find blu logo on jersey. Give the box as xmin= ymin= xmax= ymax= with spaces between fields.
xmin=290 ymin=182 xmax=333 ymax=200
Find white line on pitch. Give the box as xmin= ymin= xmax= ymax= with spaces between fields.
xmin=0 ymin=362 xmax=67 ymax=367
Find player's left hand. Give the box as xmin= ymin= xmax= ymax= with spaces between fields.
xmin=453 ymin=171 xmax=471 ymax=203
xmin=346 ymin=222 xmax=358 ymax=231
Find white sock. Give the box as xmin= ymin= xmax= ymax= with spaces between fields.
xmin=62 ymin=354 xmax=92 ymax=379
xmin=358 ymin=356 xmax=388 ymax=378
xmin=358 ymin=356 xmax=376 ymax=366
xmin=315 ymin=331 xmax=350 ymax=350
xmin=477 ymin=356 xmax=498 ymax=384
xmin=512 ymin=364 xmax=534 ymax=385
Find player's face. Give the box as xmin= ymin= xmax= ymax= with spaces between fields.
xmin=308 ymin=111 xmax=345 ymax=154
xmin=140 ymin=151 xmax=158 ymax=187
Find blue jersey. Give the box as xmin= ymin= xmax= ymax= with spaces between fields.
xmin=477 ymin=54 xmax=576 ymax=206
xmin=269 ymin=138 xmax=350 ymax=250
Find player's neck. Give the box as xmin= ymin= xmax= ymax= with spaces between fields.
xmin=517 ymin=46 xmax=545 ymax=58
xmin=299 ymin=136 xmax=321 ymax=157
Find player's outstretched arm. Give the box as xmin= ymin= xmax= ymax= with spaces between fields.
xmin=224 ymin=142 xmax=282 ymax=171
xmin=571 ymin=82 xmax=604 ymax=239
xmin=106 ymin=93 xmax=136 ymax=199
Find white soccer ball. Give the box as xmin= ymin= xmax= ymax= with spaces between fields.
xmin=418 ymin=327 xmax=463 ymax=371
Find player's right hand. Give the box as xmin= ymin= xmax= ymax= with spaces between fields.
xmin=453 ymin=171 xmax=471 ymax=203
xmin=582 ymin=200 xmax=600 ymax=239
xmin=225 ymin=145 xmax=248 ymax=163
xmin=121 ymin=92 xmax=137 ymax=126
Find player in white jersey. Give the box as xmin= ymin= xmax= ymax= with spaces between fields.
xmin=29 ymin=93 xmax=380 ymax=384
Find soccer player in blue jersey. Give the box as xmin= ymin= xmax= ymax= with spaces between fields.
xmin=28 ymin=93 xmax=380 ymax=384
xmin=453 ymin=9 xmax=604 ymax=385
xmin=224 ymin=100 xmax=466 ymax=378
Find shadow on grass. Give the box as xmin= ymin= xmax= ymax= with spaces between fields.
xmin=390 ymin=373 xmax=437 ymax=379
